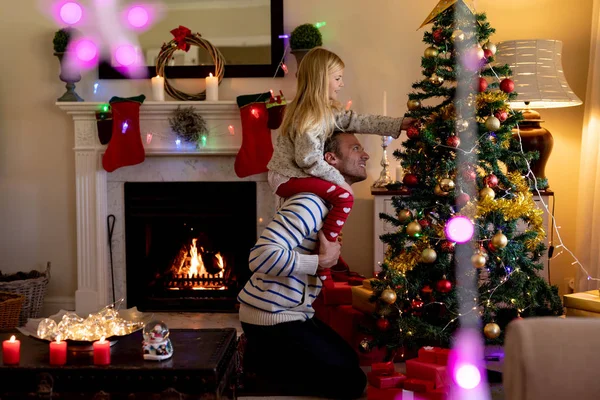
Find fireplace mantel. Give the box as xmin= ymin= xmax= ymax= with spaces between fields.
xmin=57 ymin=101 xmax=274 ymax=315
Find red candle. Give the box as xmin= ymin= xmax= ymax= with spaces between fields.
xmin=49 ymin=335 xmax=67 ymax=365
xmin=93 ymin=336 xmax=110 ymax=365
xmin=2 ymin=335 xmax=20 ymax=365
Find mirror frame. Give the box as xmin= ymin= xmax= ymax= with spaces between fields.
xmin=98 ymin=0 xmax=284 ymax=79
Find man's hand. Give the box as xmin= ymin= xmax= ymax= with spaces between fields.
xmin=317 ymin=230 xmax=341 ymax=269
xmin=401 ymin=117 xmax=417 ymax=131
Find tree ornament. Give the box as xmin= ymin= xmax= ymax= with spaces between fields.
xmin=440 ymin=178 xmax=455 ymax=192
xmin=421 ymin=248 xmax=437 ymax=263
xmin=433 ymin=29 xmax=445 ymax=43
xmin=397 ymin=209 xmax=413 ymax=224
xmin=461 ymin=167 xmax=477 ymax=182
xmin=407 ymin=125 xmax=420 ymax=139
xmin=495 ymin=110 xmax=508 ymax=122
xmin=358 ymin=338 xmax=372 ymax=353
xmin=421 ymin=285 xmax=433 ymax=298
xmin=491 ymin=230 xmax=508 ymax=249
xmin=446 ymin=135 xmax=460 ymax=148
xmin=488 ymin=241 xmax=497 ymax=253
xmin=451 ymin=29 xmax=465 ymax=42
xmin=429 ymin=73 xmax=444 ymax=86
xmin=436 ymin=276 xmax=452 ymax=293
xmin=406 ymin=221 xmax=422 ymax=236
xmin=500 ymin=78 xmax=515 ymax=93
xmin=456 ymin=119 xmax=469 ymax=132
xmin=478 ymin=77 xmax=488 ymax=92
xmin=419 ymin=218 xmax=430 ymax=228
xmin=483 ymin=49 xmax=493 ymax=61
xmin=380 ymin=289 xmax=397 ymax=304
xmin=424 ymin=46 xmax=439 ymax=58
xmin=411 ymin=298 xmax=424 ymax=316
xmin=440 ymin=240 xmax=456 ymax=253
xmin=434 ymin=184 xmax=449 ymax=196
xmin=403 ymin=173 xmax=418 ymax=187
xmin=475 ymin=47 xmax=485 ymax=60
xmin=483 ymin=41 xmax=497 ymax=55
xmin=376 ymin=317 xmax=390 ymax=331
xmin=455 ymin=192 xmax=471 ymax=208
xmin=479 ymin=186 xmax=496 ymax=200
xmin=485 ymin=116 xmax=501 ymax=131
xmin=407 ymin=99 xmax=422 ymax=111
xmin=484 ymin=322 xmax=501 ymax=339
xmin=471 ymin=252 xmax=487 ymax=269
xmin=484 ymin=174 xmax=499 ymax=188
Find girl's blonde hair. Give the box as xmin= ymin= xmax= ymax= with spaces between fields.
xmin=281 ymin=47 xmax=345 ymax=139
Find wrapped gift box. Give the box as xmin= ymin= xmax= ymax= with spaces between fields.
xmin=367 ymin=371 xmax=407 ymax=389
xmin=367 ymin=384 xmax=403 ymax=400
xmin=418 ymin=346 xmax=442 ymax=363
xmin=564 ymin=290 xmax=600 ymax=317
xmin=405 ymin=358 xmax=450 ymax=389
xmin=403 ymin=378 xmax=435 ymax=393
xmin=352 ymin=286 xmax=377 ymax=314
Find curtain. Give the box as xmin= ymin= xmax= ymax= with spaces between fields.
xmin=576 ymin=0 xmax=600 ymax=291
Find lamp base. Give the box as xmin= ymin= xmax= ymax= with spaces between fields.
xmin=513 ymin=109 xmax=553 ymax=187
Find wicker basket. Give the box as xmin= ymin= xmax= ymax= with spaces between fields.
xmin=0 ymin=292 xmax=25 ymax=329
xmin=0 ymin=262 xmax=51 ymax=326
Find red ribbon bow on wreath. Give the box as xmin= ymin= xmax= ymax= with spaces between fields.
xmin=170 ymin=25 xmax=192 ymax=52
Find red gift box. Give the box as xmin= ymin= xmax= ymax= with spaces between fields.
xmin=321 ymin=281 xmax=353 ymax=305
xmin=435 ymin=348 xmax=452 ymax=365
xmin=423 ymin=387 xmax=449 ymax=400
xmin=403 ymin=378 xmax=435 ymax=393
xmin=367 ymin=384 xmax=403 ymax=400
xmin=367 ymin=371 xmax=407 ymax=389
xmin=406 ymin=358 xmax=450 ymax=389
xmin=417 ymin=346 xmax=442 ymax=363
xmin=371 ymin=361 xmax=395 ymax=375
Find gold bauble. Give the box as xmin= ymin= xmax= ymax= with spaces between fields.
xmin=484 ymin=322 xmax=501 ymax=339
xmin=491 ymin=231 xmax=508 ymax=249
xmin=483 ymin=41 xmax=497 ymax=55
xmin=421 ymin=248 xmax=437 ymax=263
xmin=434 ymin=184 xmax=449 ymax=196
xmin=429 ymin=73 xmax=444 ymax=86
xmin=424 ymin=46 xmax=439 ymax=58
xmin=380 ymin=289 xmax=397 ymax=305
xmin=407 ymin=99 xmax=422 ymax=111
xmin=440 ymin=178 xmax=455 ymax=192
xmin=451 ymin=29 xmax=465 ymax=42
xmin=406 ymin=221 xmax=422 ymax=236
xmin=485 ymin=116 xmax=501 ymax=131
xmin=471 ymin=253 xmax=487 ymax=269
xmin=479 ymin=187 xmax=496 ymax=200
xmin=397 ymin=209 xmax=413 ymax=224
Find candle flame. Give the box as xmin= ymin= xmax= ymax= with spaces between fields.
xmin=56 ymin=335 xmax=62 ymax=344
xmin=99 ymin=336 xmax=106 ymax=343
xmin=9 ymin=335 xmax=15 ymax=342
xmin=209 ymin=72 xmax=213 ymax=77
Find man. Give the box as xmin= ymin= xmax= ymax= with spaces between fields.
xmin=238 ymin=132 xmax=370 ymax=399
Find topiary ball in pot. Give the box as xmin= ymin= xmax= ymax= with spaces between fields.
xmin=290 ymin=24 xmax=323 ymax=67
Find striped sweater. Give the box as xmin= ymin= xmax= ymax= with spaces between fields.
xmin=238 ymin=193 xmax=330 ymax=325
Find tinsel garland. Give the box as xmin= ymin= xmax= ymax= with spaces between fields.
xmin=385 ymin=238 xmax=429 ymax=273
xmin=476 ymin=91 xmax=509 ymax=108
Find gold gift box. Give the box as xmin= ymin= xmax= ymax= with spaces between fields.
xmin=352 ymin=282 xmax=377 ymax=314
xmin=564 ymin=290 xmax=600 ymax=317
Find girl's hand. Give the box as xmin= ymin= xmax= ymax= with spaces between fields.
xmin=401 ymin=117 xmax=417 ymax=131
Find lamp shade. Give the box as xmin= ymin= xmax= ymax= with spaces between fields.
xmin=494 ymin=40 xmax=582 ymax=109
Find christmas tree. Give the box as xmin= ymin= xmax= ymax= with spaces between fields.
xmin=363 ymin=0 xmax=563 ymax=359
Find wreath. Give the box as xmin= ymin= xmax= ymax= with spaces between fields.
xmin=169 ymin=106 xmax=208 ymax=144
xmin=156 ymin=26 xmax=225 ymax=101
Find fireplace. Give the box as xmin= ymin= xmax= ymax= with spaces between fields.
xmin=124 ymin=181 xmax=256 ymax=312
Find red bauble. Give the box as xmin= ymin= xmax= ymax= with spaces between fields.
xmin=488 ymin=242 xmax=497 ymax=253
xmin=446 ymin=135 xmax=461 ymax=148
xmin=403 ymin=173 xmax=418 ymax=187
xmin=376 ymin=318 xmax=390 ymax=331
xmin=407 ymin=125 xmax=420 ymax=139
xmin=461 ymin=168 xmax=477 ymax=182
xmin=411 ymin=299 xmax=424 ymax=315
xmin=495 ymin=110 xmax=508 ymax=122
xmin=484 ymin=174 xmax=499 ymax=188
xmin=483 ymin=49 xmax=493 ymax=60
xmin=419 ymin=218 xmax=430 ymax=228
xmin=436 ymin=278 xmax=452 ymax=293
xmin=478 ymin=77 xmax=488 ymax=92
xmin=433 ymin=29 xmax=445 ymax=43
xmin=440 ymin=240 xmax=456 ymax=253
xmin=500 ymin=79 xmax=515 ymax=93
xmin=455 ymin=192 xmax=471 ymax=208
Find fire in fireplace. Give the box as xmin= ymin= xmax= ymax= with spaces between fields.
xmin=124 ymin=181 xmax=257 ymax=312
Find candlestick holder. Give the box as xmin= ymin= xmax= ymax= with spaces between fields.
xmin=373 ymin=136 xmax=394 ymax=188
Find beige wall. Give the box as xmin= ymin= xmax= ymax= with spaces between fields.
xmin=0 ymin=0 xmax=591 ymax=309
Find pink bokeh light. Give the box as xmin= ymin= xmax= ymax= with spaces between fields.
xmin=445 ymin=216 xmax=474 ymax=243
xmin=65 ymin=38 xmax=99 ymax=70
xmin=127 ymin=6 xmax=149 ymax=28
xmin=122 ymin=2 xmax=164 ymax=32
xmin=115 ymin=45 xmax=137 ymax=66
xmin=59 ymin=1 xmax=83 ymax=24
xmin=455 ymin=363 xmax=481 ymax=389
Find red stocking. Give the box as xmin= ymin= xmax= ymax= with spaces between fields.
xmin=234 ymin=92 xmax=273 ymax=178
xmin=102 ymin=95 xmax=146 ymax=173
xmin=266 ymin=90 xmax=287 ymax=130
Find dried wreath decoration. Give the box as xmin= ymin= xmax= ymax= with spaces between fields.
xmin=169 ymin=106 xmax=208 ymax=144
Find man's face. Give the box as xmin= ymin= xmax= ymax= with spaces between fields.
xmin=325 ymin=134 xmax=370 ymax=184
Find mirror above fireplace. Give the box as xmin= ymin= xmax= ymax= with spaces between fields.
xmin=99 ymin=0 xmax=284 ymax=79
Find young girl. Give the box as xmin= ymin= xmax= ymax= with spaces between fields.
xmin=267 ymin=47 xmax=412 ymax=247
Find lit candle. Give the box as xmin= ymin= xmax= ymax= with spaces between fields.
xmin=205 ymin=73 xmax=218 ymax=101
xmin=93 ymin=336 xmax=110 ymax=365
xmin=2 ymin=335 xmax=20 ymax=365
xmin=396 ymin=165 xmax=403 ymax=182
xmin=151 ymin=75 xmax=165 ymax=101
xmin=383 ymin=90 xmax=387 ymax=116
xmin=49 ymin=335 xmax=67 ymax=366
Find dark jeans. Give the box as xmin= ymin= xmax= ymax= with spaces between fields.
xmin=241 ymin=317 xmax=367 ymax=399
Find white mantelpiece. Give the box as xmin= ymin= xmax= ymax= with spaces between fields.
xmin=57 ymin=101 xmax=274 ymax=315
